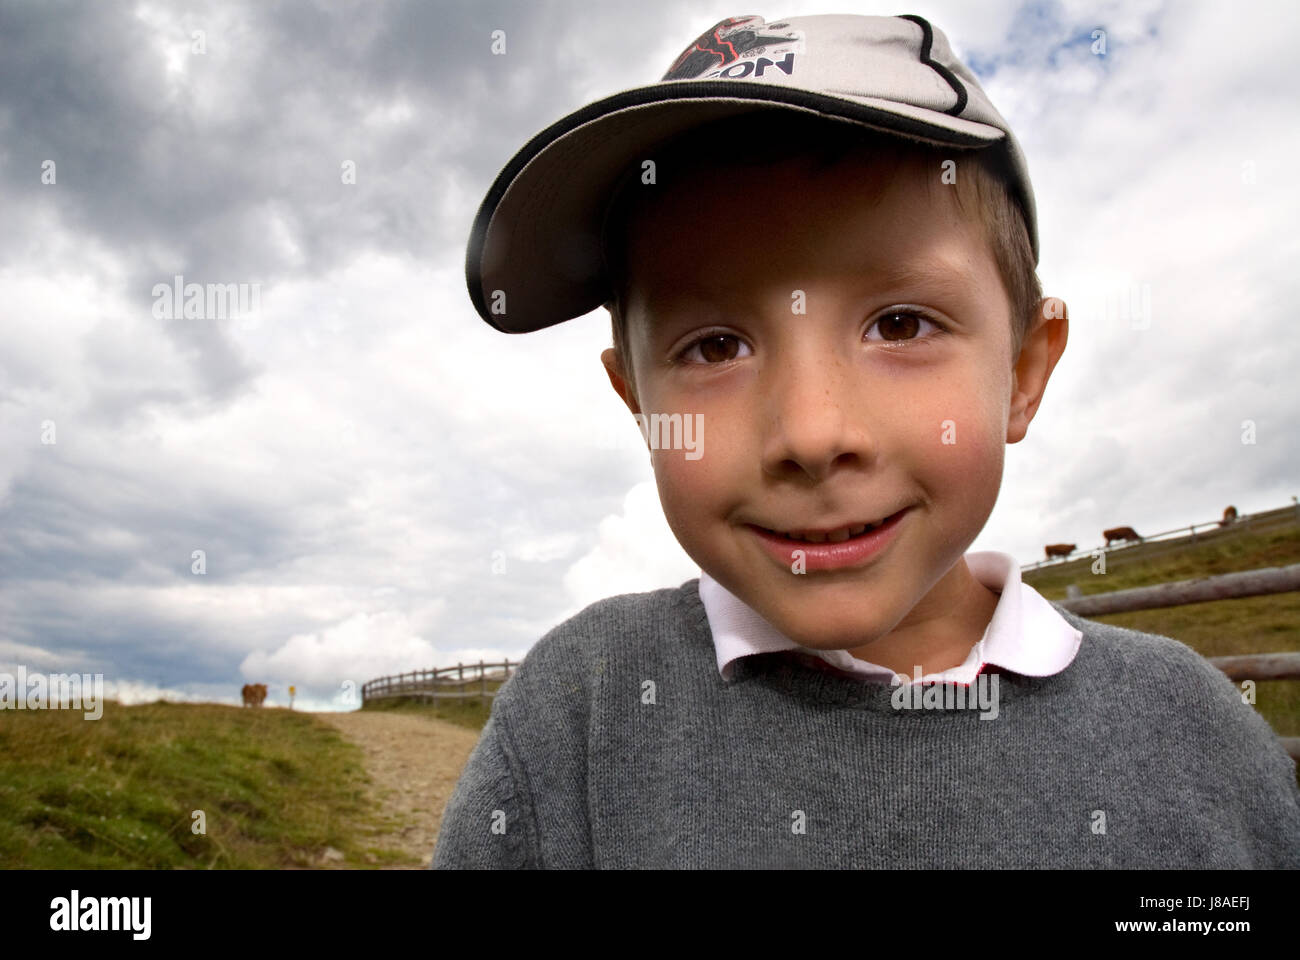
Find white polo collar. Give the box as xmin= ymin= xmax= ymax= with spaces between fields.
xmin=698 ymin=551 xmax=1082 ymax=684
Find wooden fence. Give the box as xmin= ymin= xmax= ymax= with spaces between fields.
xmin=361 ymin=659 xmax=517 ymax=705
xmin=1055 ymin=564 xmax=1300 ymax=762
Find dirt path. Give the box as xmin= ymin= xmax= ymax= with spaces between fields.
xmin=312 ymin=711 xmax=481 ymax=869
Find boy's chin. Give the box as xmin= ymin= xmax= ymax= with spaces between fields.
xmin=744 ymin=594 xmax=898 ymax=652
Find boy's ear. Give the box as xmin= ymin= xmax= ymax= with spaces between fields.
xmin=601 ymin=347 xmax=642 ymax=415
xmin=1007 ymin=296 xmax=1068 ymax=445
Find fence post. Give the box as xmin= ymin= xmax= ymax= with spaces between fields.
xmin=458 ymin=662 xmax=464 ymax=683
xmin=481 ymin=659 xmax=487 ymax=701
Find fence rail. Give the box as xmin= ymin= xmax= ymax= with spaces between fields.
xmin=1204 ymin=653 xmax=1300 ymax=761
xmin=1052 ymin=562 xmax=1300 ymax=762
xmin=361 ymin=659 xmax=517 ymax=705
xmin=1056 ymin=564 xmax=1300 ymax=617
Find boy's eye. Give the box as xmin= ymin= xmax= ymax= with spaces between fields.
xmin=679 ymin=333 xmax=752 ymax=364
xmin=676 ymin=310 xmax=941 ymax=363
xmin=866 ymin=310 xmax=941 ymax=342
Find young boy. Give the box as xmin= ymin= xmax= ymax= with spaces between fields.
xmin=437 ymin=13 xmax=1300 ymax=868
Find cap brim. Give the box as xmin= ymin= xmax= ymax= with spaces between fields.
xmin=467 ymin=80 xmax=1009 ymax=334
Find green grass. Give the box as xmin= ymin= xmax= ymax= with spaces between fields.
xmin=1024 ymin=511 xmax=1300 ymax=746
xmin=8 ymin=515 xmax=1295 ymax=870
xmin=0 ymin=701 xmax=414 ymax=869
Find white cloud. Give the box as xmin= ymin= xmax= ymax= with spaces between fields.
xmin=561 ymin=480 xmax=699 ymax=615
xmin=0 ymin=639 xmax=91 ymax=674
xmin=240 ymin=607 xmax=444 ymax=689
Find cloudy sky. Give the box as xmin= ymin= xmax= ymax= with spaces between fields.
xmin=2 ymin=0 xmax=1296 ymax=711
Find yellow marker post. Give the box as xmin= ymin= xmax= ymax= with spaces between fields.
xmin=289 ymin=685 xmax=296 ymax=710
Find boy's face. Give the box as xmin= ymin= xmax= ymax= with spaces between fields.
xmin=601 ymin=148 xmax=1066 ymax=668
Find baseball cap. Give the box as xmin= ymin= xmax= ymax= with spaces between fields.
xmin=465 ymin=13 xmax=1037 ymax=334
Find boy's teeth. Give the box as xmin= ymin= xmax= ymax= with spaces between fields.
xmin=780 ymin=519 xmax=881 ymax=542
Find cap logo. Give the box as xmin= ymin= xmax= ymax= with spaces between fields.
xmin=661 ymin=15 xmax=804 ymax=81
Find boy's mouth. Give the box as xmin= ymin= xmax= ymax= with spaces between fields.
xmin=753 ymin=506 xmax=910 ymax=543
xmin=746 ymin=507 xmax=911 ymax=572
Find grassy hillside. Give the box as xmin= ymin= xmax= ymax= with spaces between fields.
xmin=7 ymin=513 xmax=1291 ymax=870
xmin=0 ymin=701 xmax=412 ymax=869
xmin=1024 ymin=508 xmax=1300 ymax=743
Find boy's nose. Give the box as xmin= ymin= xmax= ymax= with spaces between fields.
xmin=758 ymin=350 xmax=874 ymax=483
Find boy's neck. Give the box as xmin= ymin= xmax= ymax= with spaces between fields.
xmin=842 ymin=559 xmax=1002 ymax=680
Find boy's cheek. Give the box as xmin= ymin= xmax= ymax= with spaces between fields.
xmin=919 ymin=412 xmax=1006 ymax=483
xmin=911 ymin=380 xmax=1008 ymax=461
xmin=651 ymin=444 xmax=727 ymax=513
xmin=649 ymin=438 xmax=745 ymax=553
xmin=921 ymin=416 xmax=1008 ymax=535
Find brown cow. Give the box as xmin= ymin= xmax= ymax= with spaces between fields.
xmin=1103 ymin=526 xmax=1141 ymax=546
xmin=1044 ymin=543 xmax=1076 ymax=559
xmin=1220 ymin=505 xmax=1238 ymax=528
xmin=241 ymin=683 xmax=267 ymax=707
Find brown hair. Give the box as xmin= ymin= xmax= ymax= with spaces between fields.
xmin=600 ymin=110 xmax=1041 ymax=399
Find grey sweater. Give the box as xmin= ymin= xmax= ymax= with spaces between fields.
xmin=430 ymin=579 xmax=1300 ymax=868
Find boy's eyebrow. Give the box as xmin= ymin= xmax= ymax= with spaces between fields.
xmin=860 ymin=257 xmax=980 ymax=299
xmin=642 ymin=257 xmax=980 ymax=327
